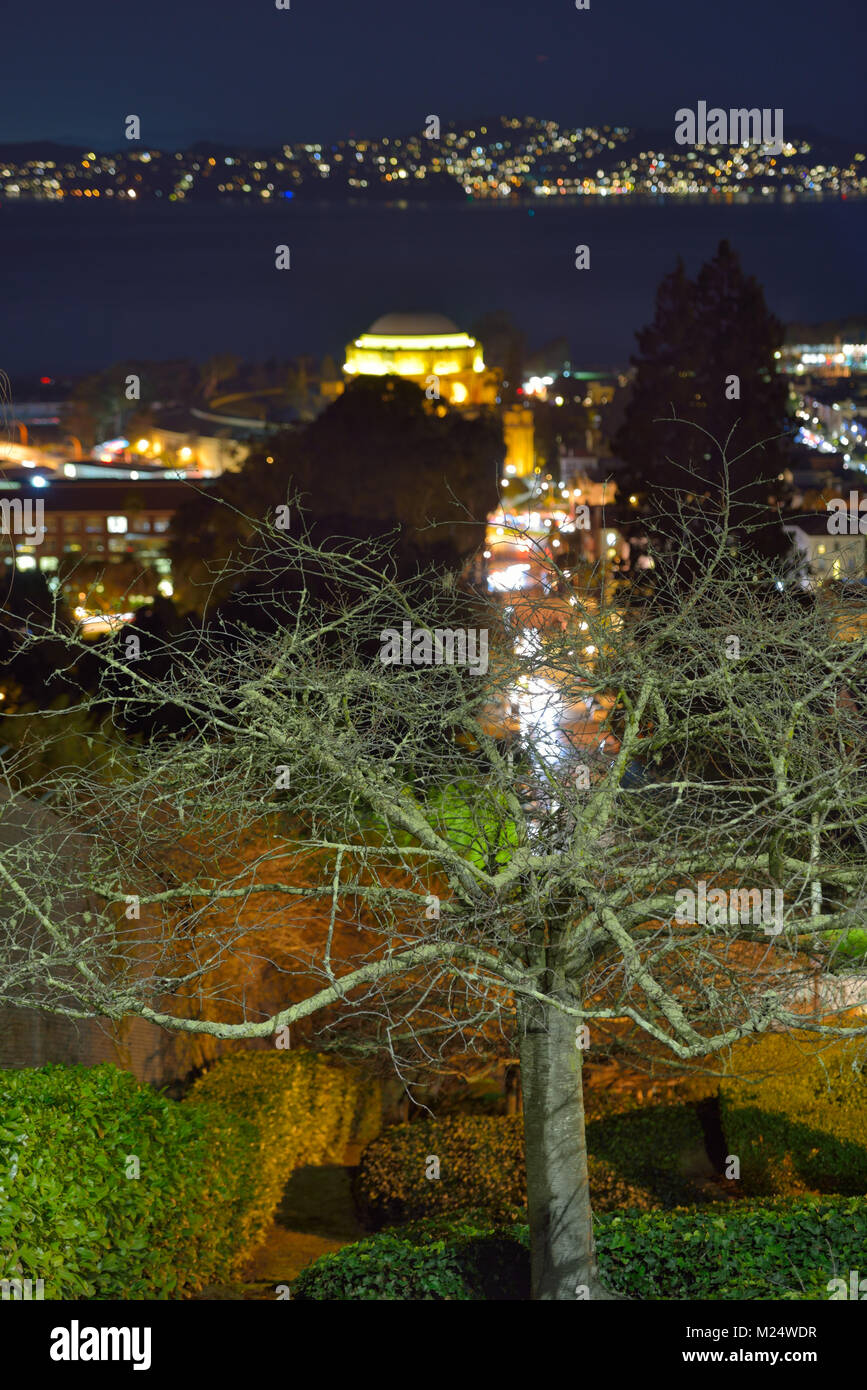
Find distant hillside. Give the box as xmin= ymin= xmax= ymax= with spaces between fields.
xmin=0 ymin=142 xmax=86 ymax=161
xmin=0 ymin=122 xmax=861 ymax=168
xmin=593 ymin=124 xmax=865 ymax=170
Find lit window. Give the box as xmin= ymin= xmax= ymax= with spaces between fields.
xmin=107 ymin=515 xmax=128 ymax=534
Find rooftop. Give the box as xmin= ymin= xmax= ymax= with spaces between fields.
xmin=366 ymin=313 xmax=460 ymax=336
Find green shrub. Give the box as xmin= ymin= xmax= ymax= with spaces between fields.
xmin=587 ymin=1104 xmax=707 ymax=1206
xmin=585 ymin=1156 xmax=660 ymax=1213
xmin=720 ymin=1031 xmax=867 ymax=1195
xmin=356 ymin=1104 xmax=704 ymax=1226
xmin=598 ymin=1197 xmax=867 ymax=1300
xmin=0 ymin=1051 xmax=381 ymax=1299
xmin=187 ymin=1049 xmax=381 ymax=1254
xmin=356 ymin=1116 xmax=525 ymax=1225
xmin=295 ymin=1197 xmax=867 ymax=1301
xmin=293 ymin=1212 xmax=530 ymax=1300
xmin=0 ymin=1063 xmax=241 ymax=1299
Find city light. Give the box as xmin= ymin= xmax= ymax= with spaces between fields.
xmin=487 ymin=564 xmax=531 ymax=592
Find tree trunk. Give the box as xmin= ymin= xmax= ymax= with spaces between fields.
xmin=518 ymin=994 xmax=619 ymax=1301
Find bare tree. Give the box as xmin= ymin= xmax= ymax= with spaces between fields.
xmin=2 ymin=440 xmax=867 ymax=1300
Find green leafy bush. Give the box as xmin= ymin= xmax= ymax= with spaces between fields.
xmin=587 ymin=1104 xmax=707 ymax=1206
xmin=599 ymin=1197 xmax=867 ymax=1300
xmin=356 ymin=1105 xmax=704 ymax=1226
xmin=187 ymin=1049 xmax=381 ymax=1254
xmin=720 ymin=1031 xmax=867 ymax=1195
xmin=356 ymin=1116 xmax=525 ymax=1225
xmin=295 ymin=1197 xmax=867 ymax=1301
xmin=293 ymin=1212 xmax=530 ymax=1300
xmin=0 ymin=1063 xmax=241 ymax=1299
xmin=0 ymin=1051 xmax=380 ymax=1299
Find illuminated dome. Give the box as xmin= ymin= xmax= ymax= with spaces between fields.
xmin=344 ymin=312 xmax=494 ymax=410
xmin=367 ymin=313 xmax=461 ymax=337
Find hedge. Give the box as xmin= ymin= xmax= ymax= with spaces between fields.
xmin=187 ymin=1049 xmax=381 ymax=1255
xmin=0 ymin=1063 xmax=238 ymax=1299
xmin=355 ymin=1105 xmax=705 ymax=1226
xmin=0 ymin=1051 xmax=380 ymax=1299
xmin=294 ymin=1197 xmax=867 ymax=1301
xmin=586 ymin=1103 xmax=707 ymax=1207
xmin=720 ymin=1031 xmax=867 ymax=1195
xmin=294 ymin=1212 xmax=531 ymax=1300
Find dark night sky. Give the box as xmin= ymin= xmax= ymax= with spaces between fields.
xmin=2 ymin=0 xmax=864 ymax=149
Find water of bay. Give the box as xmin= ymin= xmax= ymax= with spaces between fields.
xmin=0 ymin=196 xmax=863 ymax=376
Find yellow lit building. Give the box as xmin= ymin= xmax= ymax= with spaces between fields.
xmin=344 ymin=313 xmax=494 ymax=406
xmin=501 ymin=405 xmax=535 ymax=477
xmin=341 ymin=312 xmax=535 ymax=474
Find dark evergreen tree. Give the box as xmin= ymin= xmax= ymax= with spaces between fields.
xmin=614 ymin=241 xmax=792 ymax=563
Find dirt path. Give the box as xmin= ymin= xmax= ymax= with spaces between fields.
xmin=193 ymin=1150 xmax=365 ymax=1301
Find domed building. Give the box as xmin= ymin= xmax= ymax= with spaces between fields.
xmin=344 ymin=312 xmax=496 ymax=408
xmin=342 ymin=311 xmax=535 ymax=474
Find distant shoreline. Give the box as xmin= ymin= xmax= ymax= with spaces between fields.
xmin=1 ymin=191 xmax=864 ymax=211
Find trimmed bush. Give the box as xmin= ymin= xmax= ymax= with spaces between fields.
xmin=294 ymin=1212 xmax=530 ymax=1300
xmin=187 ymin=1049 xmax=381 ymax=1254
xmin=356 ymin=1105 xmax=704 ymax=1226
xmin=596 ymin=1197 xmax=867 ymax=1300
xmin=0 ymin=1051 xmax=380 ymax=1299
xmin=294 ymin=1197 xmax=867 ymax=1301
xmin=0 ymin=1063 xmax=241 ymax=1299
xmin=720 ymin=1031 xmax=867 ymax=1195
xmin=357 ymin=1116 xmax=525 ymax=1225
xmin=587 ymin=1103 xmax=707 ymax=1206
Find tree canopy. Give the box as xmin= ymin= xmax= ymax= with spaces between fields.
xmin=614 ymin=241 xmax=792 ymax=560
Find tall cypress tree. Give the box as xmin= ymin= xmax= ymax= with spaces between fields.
xmin=614 ymin=241 xmax=791 ymax=560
